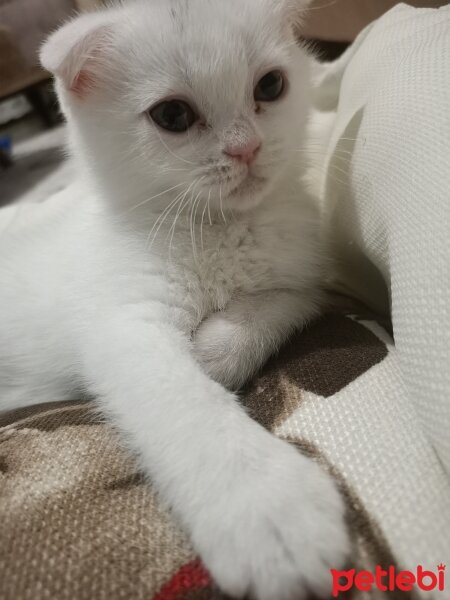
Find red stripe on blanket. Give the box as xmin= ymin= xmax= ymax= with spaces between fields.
xmin=153 ymin=560 xmax=212 ymax=600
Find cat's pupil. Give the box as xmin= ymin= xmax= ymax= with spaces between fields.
xmin=254 ymin=70 xmax=285 ymax=102
xmin=150 ymin=100 xmax=196 ymax=133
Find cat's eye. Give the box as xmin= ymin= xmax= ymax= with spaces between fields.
xmin=254 ymin=70 xmax=285 ymax=103
xmin=149 ymin=99 xmax=197 ymax=133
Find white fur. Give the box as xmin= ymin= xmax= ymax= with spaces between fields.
xmin=0 ymin=1 xmax=349 ymax=597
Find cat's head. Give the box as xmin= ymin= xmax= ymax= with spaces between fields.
xmin=41 ymin=0 xmax=312 ymax=213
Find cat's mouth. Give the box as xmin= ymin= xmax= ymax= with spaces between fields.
xmin=227 ymin=173 xmax=267 ymax=199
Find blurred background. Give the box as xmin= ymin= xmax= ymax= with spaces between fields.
xmin=0 ymin=0 xmax=446 ymax=207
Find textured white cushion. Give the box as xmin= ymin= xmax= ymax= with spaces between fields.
xmin=313 ymin=3 xmax=450 ymax=474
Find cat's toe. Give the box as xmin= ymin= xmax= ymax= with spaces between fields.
xmin=193 ymin=443 xmax=350 ymax=600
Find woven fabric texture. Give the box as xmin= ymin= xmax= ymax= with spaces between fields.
xmin=1 ymin=314 xmax=449 ymax=599
xmin=316 ymin=3 xmax=450 ymax=472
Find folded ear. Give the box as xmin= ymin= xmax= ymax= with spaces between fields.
xmin=40 ymin=12 xmax=115 ymax=98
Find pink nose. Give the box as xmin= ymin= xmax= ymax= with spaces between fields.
xmin=224 ymin=140 xmax=261 ymax=165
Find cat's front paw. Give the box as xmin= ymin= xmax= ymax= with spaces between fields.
xmin=193 ymin=313 xmax=262 ymax=390
xmin=192 ymin=440 xmax=350 ymax=600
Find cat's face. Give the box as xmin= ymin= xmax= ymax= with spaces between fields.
xmin=42 ymin=0 xmax=311 ymax=213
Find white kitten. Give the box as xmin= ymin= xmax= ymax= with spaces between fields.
xmin=0 ymin=0 xmax=349 ymax=597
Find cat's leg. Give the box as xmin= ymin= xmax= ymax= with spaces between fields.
xmin=193 ymin=289 xmax=320 ymax=389
xmin=0 ymin=384 xmax=76 ymax=412
xmin=81 ymin=311 xmax=348 ymax=600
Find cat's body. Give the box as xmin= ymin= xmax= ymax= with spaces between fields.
xmin=0 ymin=1 xmax=349 ymax=598
xmin=0 ymin=170 xmax=320 ymax=407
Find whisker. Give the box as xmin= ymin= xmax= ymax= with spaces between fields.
xmin=301 ymin=0 xmax=339 ymax=12
xmin=293 ymin=144 xmax=354 ymax=156
xmin=193 ymin=188 xmax=205 ymax=252
xmin=145 ymin=187 xmax=188 ymax=251
xmin=333 ymin=137 xmax=360 ymax=143
xmin=327 ymin=162 xmax=350 ymax=178
xmin=311 ymin=164 xmax=349 ymax=188
xmin=200 ymin=191 xmax=210 ymax=252
xmin=190 ymin=190 xmax=203 ymax=264
xmin=168 ymin=179 xmax=199 ymax=241
xmin=207 ymin=188 xmax=212 ymax=226
xmin=167 ymin=182 xmax=199 ymax=262
xmin=219 ymin=185 xmax=226 ymax=224
xmin=168 ymin=176 xmax=205 ymax=260
xmin=126 ymin=181 xmax=188 ymax=213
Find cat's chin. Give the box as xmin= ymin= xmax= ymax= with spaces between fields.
xmin=223 ymin=174 xmax=270 ymax=213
